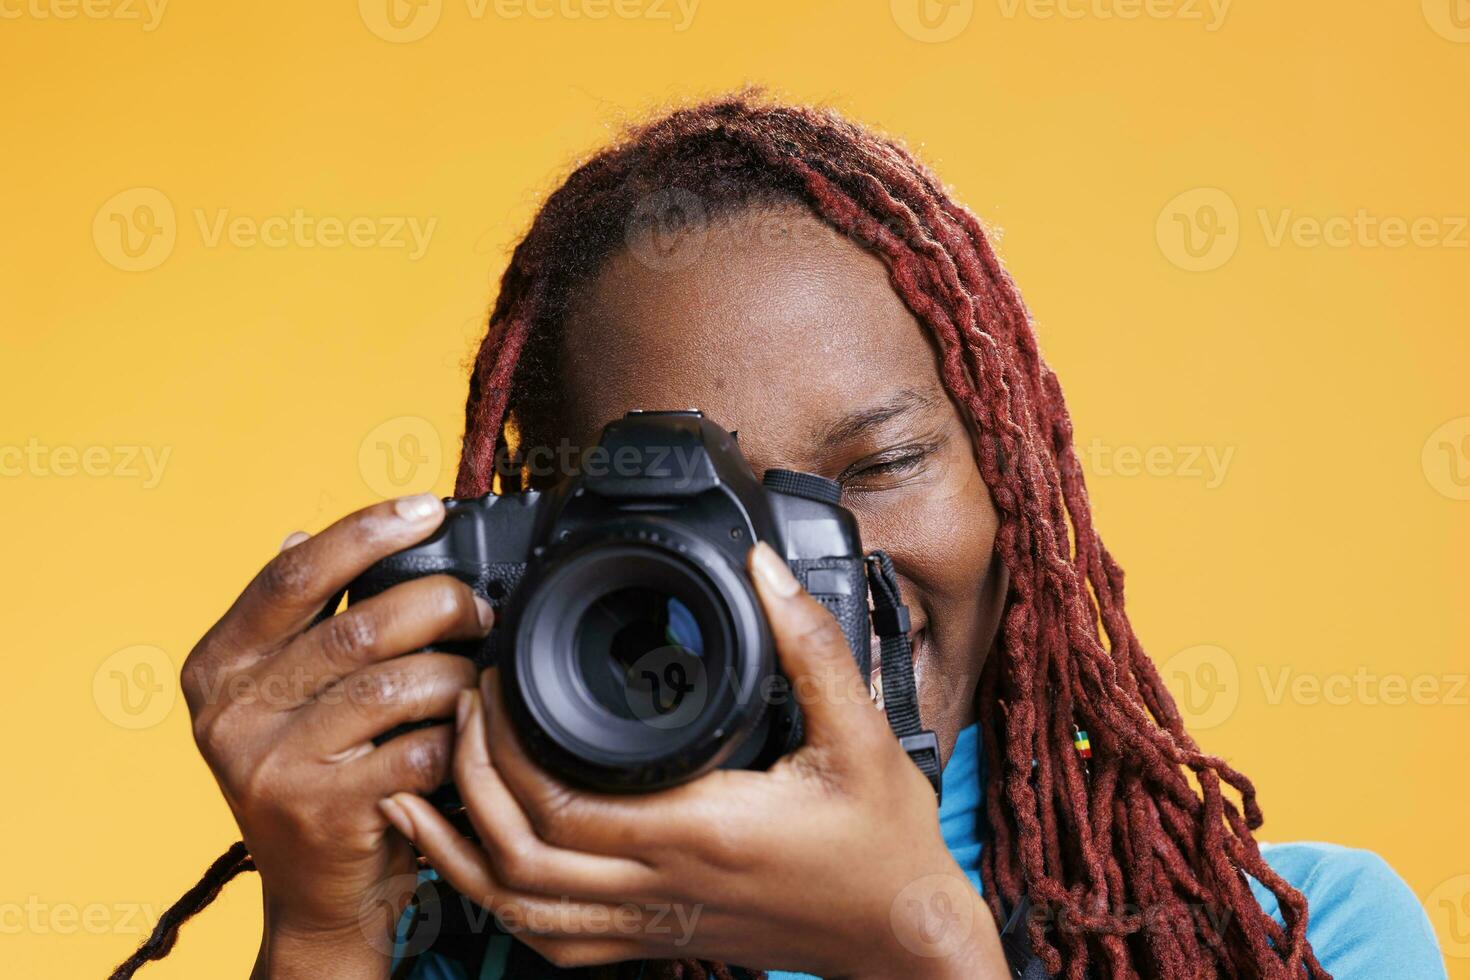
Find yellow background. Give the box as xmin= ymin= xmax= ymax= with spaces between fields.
xmin=2 ymin=1 xmax=1468 ymax=976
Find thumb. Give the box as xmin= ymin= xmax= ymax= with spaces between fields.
xmin=747 ymin=541 xmax=876 ymax=743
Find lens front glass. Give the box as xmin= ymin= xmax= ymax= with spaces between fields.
xmin=576 ymin=587 xmax=706 ymax=722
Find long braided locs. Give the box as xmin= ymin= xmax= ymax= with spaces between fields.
xmin=454 ymin=94 xmax=1328 ymax=980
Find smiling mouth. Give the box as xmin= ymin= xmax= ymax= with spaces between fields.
xmin=869 ymin=627 xmax=927 ymax=710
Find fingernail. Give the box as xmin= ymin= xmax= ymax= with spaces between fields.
xmin=379 ymin=796 xmax=415 ymax=841
xmin=279 ymin=531 xmax=309 ymax=552
xmin=393 ymin=493 xmax=441 ymax=523
xmin=751 ymin=541 xmax=800 ymax=597
xmin=473 ymin=596 xmax=495 ymax=633
xmin=456 ymin=689 xmax=475 ymax=733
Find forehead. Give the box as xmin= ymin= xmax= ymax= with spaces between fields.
xmin=557 ymin=207 xmax=947 ymax=468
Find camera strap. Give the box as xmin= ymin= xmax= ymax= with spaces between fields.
xmin=864 ymin=550 xmax=942 ymax=803
xmin=864 ymin=551 xmax=1057 ymax=979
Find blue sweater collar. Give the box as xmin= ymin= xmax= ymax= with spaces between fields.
xmin=938 ymin=722 xmax=985 ymax=894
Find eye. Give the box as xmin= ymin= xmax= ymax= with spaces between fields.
xmin=838 ymin=444 xmax=937 ymax=490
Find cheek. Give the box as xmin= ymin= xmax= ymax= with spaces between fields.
xmin=852 ymin=445 xmax=998 ymax=627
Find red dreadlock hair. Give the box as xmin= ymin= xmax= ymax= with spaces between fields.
xmin=454 ymin=93 xmax=1328 ymax=980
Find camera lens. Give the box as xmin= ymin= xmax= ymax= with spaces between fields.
xmin=504 ymin=530 xmax=777 ymax=792
xmin=575 ymin=589 xmax=705 ymax=721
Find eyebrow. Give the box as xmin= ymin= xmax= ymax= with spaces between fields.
xmin=814 ymin=387 xmax=944 ymax=446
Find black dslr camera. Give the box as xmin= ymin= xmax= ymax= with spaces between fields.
xmin=349 ymin=410 xmax=876 ymax=793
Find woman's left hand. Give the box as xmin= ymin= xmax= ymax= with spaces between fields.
xmin=378 ymin=542 xmax=1007 ymax=979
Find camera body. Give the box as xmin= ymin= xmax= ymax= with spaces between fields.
xmin=349 ymin=409 xmax=870 ymax=793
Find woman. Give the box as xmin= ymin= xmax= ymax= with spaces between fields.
xmin=140 ymin=96 xmax=1443 ymax=980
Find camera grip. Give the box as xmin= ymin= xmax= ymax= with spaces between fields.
xmin=348 ymin=555 xmax=527 ymax=669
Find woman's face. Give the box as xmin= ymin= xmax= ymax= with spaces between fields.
xmin=552 ymin=206 xmax=1007 ymax=760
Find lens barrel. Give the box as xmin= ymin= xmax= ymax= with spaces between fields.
xmin=501 ymin=521 xmax=779 ymax=792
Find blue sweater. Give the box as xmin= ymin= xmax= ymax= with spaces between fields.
xmin=401 ymin=724 xmax=1446 ymax=979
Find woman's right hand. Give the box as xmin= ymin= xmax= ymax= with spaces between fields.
xmin=181 ymin=495 xmax=494 ymax=979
